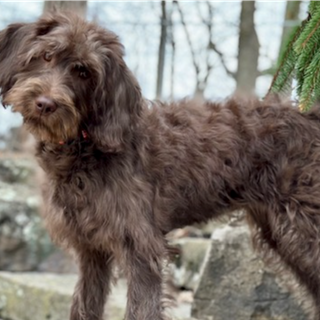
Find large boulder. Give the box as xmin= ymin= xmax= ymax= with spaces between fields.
xmin=0 ymin=272 xmax=192 ymax=320
xmin=192 ymin=224 xmax=309 ymax=320
xmin=0 ymin=154 xmax=54 ymax=271
xmin=0 ymin=272 xmax=76 ymax=320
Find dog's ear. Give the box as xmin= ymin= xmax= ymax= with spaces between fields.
xmin=0 ymin=23 xmax=28 ymax=105
xmin=35 ymin=12 xmax=60 ymax=36
xmin=89 ymin=37 xmax=142 ymax=153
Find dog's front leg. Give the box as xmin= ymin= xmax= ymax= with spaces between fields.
xmin=70 ymin=248 xmax=114 ymax=320
xmin=124 ymin=238 xmax=167 ymax=320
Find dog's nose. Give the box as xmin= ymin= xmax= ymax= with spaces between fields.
xmin=35 ymin=96 xmax=57 ymax=114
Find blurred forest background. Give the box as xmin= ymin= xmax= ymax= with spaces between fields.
xmin=0 ymin=0 xmax=309 ymax=150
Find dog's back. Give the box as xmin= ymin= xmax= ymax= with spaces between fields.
xmin=140 ymin=99 xmax=320 ymax=259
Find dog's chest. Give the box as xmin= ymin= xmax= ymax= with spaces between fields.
xmin=57 ymin=169 xmax=121 ymax=238
xmin=38 ymin=148 xmax=115 ymax=245
xmin=41 ymin=150 xmax=152 ymax=250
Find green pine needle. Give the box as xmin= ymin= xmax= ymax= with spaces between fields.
xmin=309 ymin=0 xmax=319 ymax=14
xmin=267 ymin=1 xmax=320 ymax=112
xmin=299 ymin=53 xmax=320 ymax=111
xmin=294 ymin=8 xmax=320 ymax=55
xmin=295 ymin=26 xmax=320 ymax=96
xmin=267 ymin=25 xmax=302 ymax=96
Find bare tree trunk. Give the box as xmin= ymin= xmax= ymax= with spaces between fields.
xmin=43 ymin=1 xmax=87 ymax=18
xmin=168 ymin=4 xmax=176 ymax=100
xmin=169 ymin=40 xmax=175 ymax=100
xmin=278 ymin=1 xmax=301 ymax=60
xmin=156 ymin=1 xmax=167 ymax=99
xmin=236 ymin=1 xmax=260 ymax=95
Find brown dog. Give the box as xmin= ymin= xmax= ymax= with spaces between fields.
xmin=1 ymin=11 xmax=320 ymax=320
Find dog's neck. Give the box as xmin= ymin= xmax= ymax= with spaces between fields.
xmin=58 ymin=129 xmax=89 ymax=145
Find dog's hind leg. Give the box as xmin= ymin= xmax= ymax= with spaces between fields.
xmin=249 ymin=203 xmax=320 ymax=320
xmin=70 ymin=248 xmax=114 ymax=320
xmin=276 ymin=206 xmax=320 ymax=320
xmin=279 ymin=238 xmax=320 ymax=320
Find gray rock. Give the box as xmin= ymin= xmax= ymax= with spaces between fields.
xmin=0 ymin=154 xmax=54 ymax=271
xmin=192 ymin=224 xmax=309 ymax=320
xmin=0 ymin=272 xmax=192 ymax=320
xmin=38 ymin=249 xmax=78 ymax=274
xmin=0 ymin=272 xmax=76 ymax=320
xmin=171 ymin=238 xmax=211 ymax=291
xmin=0 ymin=156 xmax=35 ymax=184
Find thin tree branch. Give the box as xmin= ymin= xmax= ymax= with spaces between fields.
xmin=174 ymin=1 xmax=200 ymax=77
xmin=209 ymin=41 xmax=236 ymax=78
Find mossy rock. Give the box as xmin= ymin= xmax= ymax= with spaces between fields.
xmin=0 ymin=272 xmax=192 ymax=320
xmin=0 ymin=273 xmax=125 ymax=320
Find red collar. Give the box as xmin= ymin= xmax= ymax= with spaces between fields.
xmin=58 ymin=130 xmax=89 ymax=145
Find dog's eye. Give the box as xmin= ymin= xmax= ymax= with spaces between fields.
xmin=75 ymin=65 xmax=90 ymax=79
xmin=43 ymin=52 xmax=52 ymax=62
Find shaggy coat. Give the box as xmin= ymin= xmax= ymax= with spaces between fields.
xmin=1 ymin=12 xmax=320 ymax=320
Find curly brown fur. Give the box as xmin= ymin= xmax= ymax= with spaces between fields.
xmin=2 ymin=12 xmax=320 ymax=320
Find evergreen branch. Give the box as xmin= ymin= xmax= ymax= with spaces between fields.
xmin=309 ymin=0 xmax=318 ymax=14
xmin=295 ymin=31 xmax=320 ymax=96
xmin=294 ymin=9 xmax=320 ymax=54
xmin=295 ymin=10 xmax=320 ymax=96
xmin=266 ymin=25 xmax=302 ymax=96
xmin=268 ymin=2 xmax=320 ymax=111
xmin=299 ymin=53 xmax=320 ymax=111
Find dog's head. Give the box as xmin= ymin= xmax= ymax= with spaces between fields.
xmin=0 ymin=12 xmax=142 ymax=151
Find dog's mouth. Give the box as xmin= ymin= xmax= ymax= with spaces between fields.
xmin=21 ymin=108 xmax=81 ymax=144
xmin=5 ymin=79 xmax=82 ymax=143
